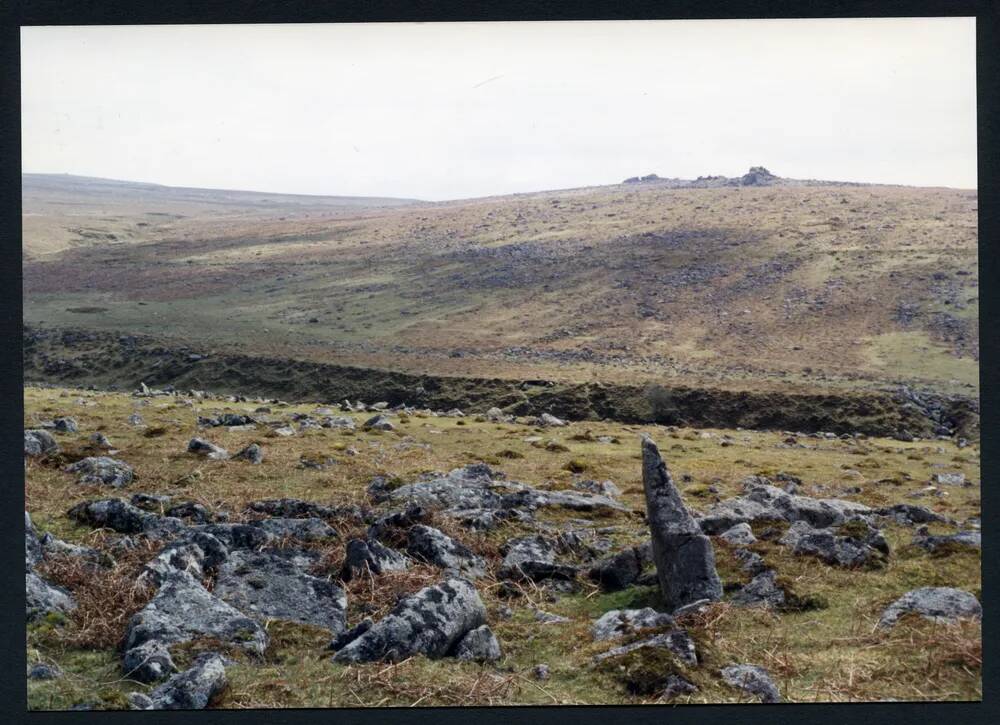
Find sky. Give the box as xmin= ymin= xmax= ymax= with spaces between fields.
xmin=21 ymin=18 xmax=977 ymax=201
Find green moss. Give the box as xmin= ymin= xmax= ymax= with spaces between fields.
xmin=564 ymin=459 xmax=589 ymax=473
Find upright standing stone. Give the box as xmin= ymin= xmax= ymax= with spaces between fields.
xmin=641 ymin=436 xmax=722 ymax=610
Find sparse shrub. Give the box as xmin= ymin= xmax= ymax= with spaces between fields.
xmin=564 ymin=459 xmax=588 ymax=473
xmin=143 ymin=426 xmax=168 ymax=438
xmin=496 ymin=449 xmax=524 ymax=459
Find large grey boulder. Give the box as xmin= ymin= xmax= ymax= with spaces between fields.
xmin=340 ymin=538 xmax=410 ymax=581
xmin=878 ymin=587 xmax=982 ymax=628
xmin=453 ymin=624 xmax=502 ymax=662
xmin=591 ymin=608 xmax=675 ymax=642
xmin=499 ymin=535 xmax=577 ymax=582
xmin=720 ymin=664 xmax=781 ymax=703
xmin=332 ymin=578 xmax=487 ymax=663
xmin=131 ymin=653 xmax=227 ymax=710
xmin=124 ymin=570 xmax=268 ymax=656
xmin=407 ymin=525 xmax=486 ymax=579
xmin=213 ymin=550 xmax=347 ymax=635
xmin=641 ymin=437 xmax=722 ymax=610
xmin=25 ymin=430 xmax=59 ymax=457
xmin=26 ymin=571 xmax=76 ymax=622
xmin=65 ymin=456 xmax=134 ymax=487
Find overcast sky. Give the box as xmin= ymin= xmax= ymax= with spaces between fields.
xmin=21 ymin=18 xmax=977 ymax=201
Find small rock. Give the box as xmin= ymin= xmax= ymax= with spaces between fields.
xmin=719 ymin=523 xmax=757 ymax=547
xmin=187 ymin=438 xmax=230 ymax=460
xmin=232 ymin=443 xmax=263 ymax=464
xmin=721 ymin=664 xmax=781 ymax=703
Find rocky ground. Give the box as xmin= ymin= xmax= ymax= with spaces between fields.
xmin=24 ymin=384 xmax=981 ymax=709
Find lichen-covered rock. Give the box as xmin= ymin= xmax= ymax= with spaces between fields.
xmin=26 ymin=571 xmax=76 ymax=622
xmin=53 ymin=417 xmax=79 ymax=433
xmin=499 ymin=535 xmax=577 ymax=582
xmin=332 ymin=578 xmax=486 ymax=663
xmin=340 ymin=538 xmax=410 ymax=581
xmin=139 ymin=531 xmax=229 ymax=588
xmin=186 ymin=438 xmax=230 ymax=460
xmin=164 ymin=501 xmax=213 ymax=524
xmin=66 ymin=498 xmax=151 ymax=533
xmin=65 ymin=457 xmax=134 ymax=488
xmin=642 ymin=437 xmax=722 ymax=610
xmin=407 ymin=525 xmax=486 ymax=579
xmin=134 ymin=653 xmax=227 ymax=710
xmin=384 ymin=464 xmax=626 ymax=516
xmin=878 ymin=587 xmax=982 ymax=628
xmin=188 ymin=523 xmax=273 ymax=550
xmin=730 ymin=570 xmax=786 ymax=609
xmin=363 ymin=414 xmax=395 ymax=431
xmin=912 ymin=529 xmax=981 ymax=553
xmin=213 ymin=550 xmax=347 ymax=635
xmin=232 ymin=443 xmax=263 ymax=464
xmin=592 ymin=629 xmax=697 ymax=667
xmin=720 ymin=664 xmax=781 ymax=703
xmin=454 ymin=624 xmax=502 ymax=662
xmin=876 ymin=504 xmax=946 ymax=526
xmin=536 ymin=413 xmax=567 ymax=427
xmin=780 ymin=519 xmax=888 ymax=568
xmin=39 ymin=532 xmax=110 ymax=569
xmin=124 ymin=570 xmax=268 ymax=655
xmin=719 ymin=523 xmax=757 ymax=547
xmin=246 ymin=517 xmax=337 ymax=543
xmin=122 ymin=639 xmax=176 ymax=683
xmin=591 ymin=608 xmax=675 ymax=642
xmin=24 ymin=429 xmax=59 ymax=457
xmin=699 ymin=478 xmax=872 ymax=534
xmin=25 ymin=512 xmax=44 ymax=571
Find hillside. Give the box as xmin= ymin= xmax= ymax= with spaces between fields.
xmin=23 ymin=170 xmax=979 ymax=400
xmin=22 ymin=173 xmax=422 ymax=258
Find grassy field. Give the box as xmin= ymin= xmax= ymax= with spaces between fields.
xmin=25 ymin=385 xmax=981 ymax=708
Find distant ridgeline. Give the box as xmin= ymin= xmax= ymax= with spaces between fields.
xmin=622 ymin=167 xmax=868 ymax=188
xmin=24 ymin=325 xmax=979 ymax=440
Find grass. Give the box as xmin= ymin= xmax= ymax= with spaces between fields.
xmin=24 ymin=384 xmax=981 ymax=708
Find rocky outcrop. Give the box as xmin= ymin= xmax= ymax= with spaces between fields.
xmin=406 ymin=525 xmax=485 ymax=579
xmin=130 ymin=653 xmax=227 ymax=710
xmin=332 ymin=578 xmax=486 ymax=663
xmin=124 ymin=570 xmax=268 ymax=658
xmin=591 ymin=608 xmax=674 ymax=642
xmin=878 ymin=587 xmax=982 ymax=628
xmin=641 ymin=437 xmax=722 ymax=610
xmin=65 ymin=456 xmax=134 ymax=488
xmin=213 ymin=550 xmax=347 ymax=635
xmin=340 ymin=538 xmax=410 ymax=581
xmin=499 ymin=535 xmax=576 ymax=582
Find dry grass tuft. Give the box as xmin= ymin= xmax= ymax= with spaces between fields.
xmin=35 ymin=542 xmax=159 ymax=650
